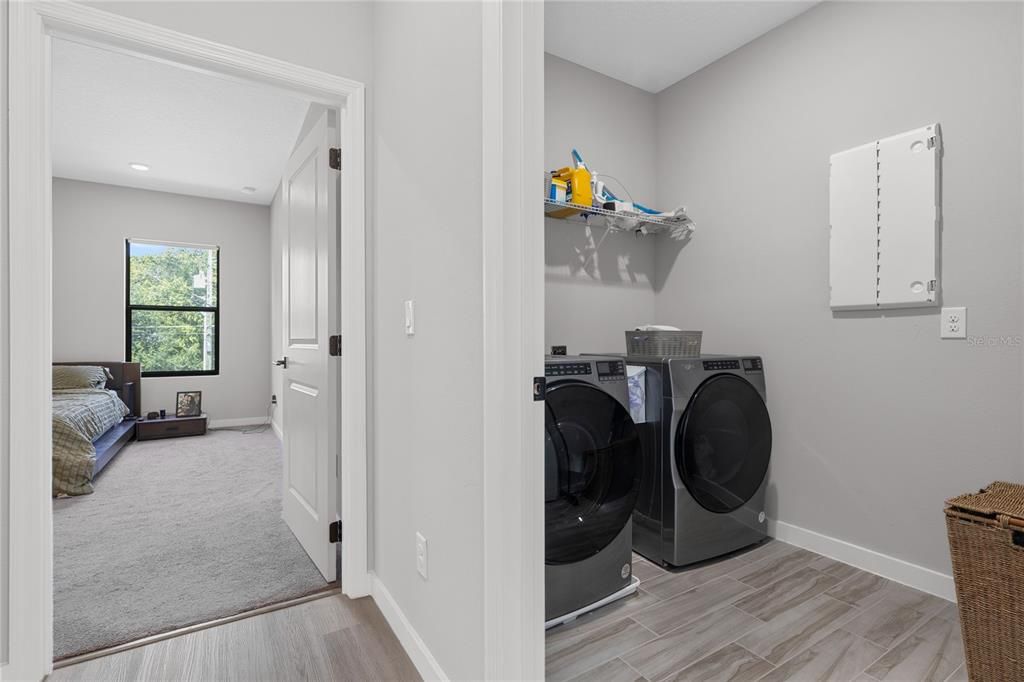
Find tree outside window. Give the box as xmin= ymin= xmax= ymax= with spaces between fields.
xmin=126 ymin=240 xmax=219 ymax=376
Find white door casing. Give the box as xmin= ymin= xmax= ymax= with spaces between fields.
xmin=280 ymin=111 xmax=339 ymax=582
xmin=7 ymin=5 xmax=368 ymax=676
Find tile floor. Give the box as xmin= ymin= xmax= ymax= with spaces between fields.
xmin=545 ymin=540 xmax=964 ymax=682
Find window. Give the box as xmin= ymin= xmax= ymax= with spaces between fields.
xmin=126 ymin=240 xmax=219 ymax=377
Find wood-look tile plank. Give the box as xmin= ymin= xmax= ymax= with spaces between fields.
xmin=322 ymin=622 xmax=421 ymax=682
xmin=567 ymin=657 xmax=647 ymax=682
xmin=642 ymin=541 xmax=795 ymax=600
xmin=825 ymin=571 xmax=894 ymax=610
xmin=632 ymin=558 xmax=667 ymax=583
xmin=944 ymin=663 xmax=968 ymax=681
xmin=733 ymin=566 xmax=841 ymax=621
xmin=853 ymin=674 xmax=881 ymax=681
xmin=729 ymin=548 xmax=817 ymax=589
xmin=864 ymin=612 xmax=964 ymax=682
xmin=50 ymin=594 xmax=420 ymax=682
xmin=546 ymin=588 xmax=663 ymax=652
xmin=810 ymin=556 xmax=864 ymax=582
xmin=662 ymin=643 xmax=774 ymax=681
xmin=621 ymin=606 xmax=763 ymax=681
xmin=547 ymin=617 xmax=657 ymax=682
xmin=843 ymin=586 xmax=948 ymax=649
xmin=758 ymin=628 xmax=886 ymax=682
xmin=631 ymin=576 xmax=754 ymax=635
xmin=738 ymin=594 xmax=856 ymax=664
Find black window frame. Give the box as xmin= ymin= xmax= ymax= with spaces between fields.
xmin=125 ymin=239 xmax=221 ymax=378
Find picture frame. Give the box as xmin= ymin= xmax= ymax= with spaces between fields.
xmin=175 ymin=391 xmax=202 ymax=418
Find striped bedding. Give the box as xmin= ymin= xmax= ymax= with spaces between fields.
xmin=52 ymin=389 xmax=129 ymax=496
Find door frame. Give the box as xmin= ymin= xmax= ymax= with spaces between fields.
xmin=480 ymin=1 xmax=546 ymax=679
xmin=4 ymin=3 xmax=369 ymax=678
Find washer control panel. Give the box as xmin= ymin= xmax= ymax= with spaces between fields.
xmin=544 ymin=360 xmax=626 ymax=382
xmin=703 ymin=359 xmax=740 ymax=371
xmin=743 ymin=357 xmax=763 ymax=373
xmin=545 ymin=362 xmax=592 ymax=377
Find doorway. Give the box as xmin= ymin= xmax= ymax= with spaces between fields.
xmin=5 ymin=3 xmax=367 ymax=678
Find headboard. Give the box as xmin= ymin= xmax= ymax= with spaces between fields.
xmin=53 ymin=361 xmax=142 ymax=417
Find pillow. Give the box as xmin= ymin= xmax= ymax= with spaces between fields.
xmin=53 ymin=365 xmax=110 ymax=390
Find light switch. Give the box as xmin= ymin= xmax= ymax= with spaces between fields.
xmin=404 ymin=300 xmax=415 ymax=336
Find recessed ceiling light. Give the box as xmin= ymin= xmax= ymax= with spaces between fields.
xmin=128 ymin=162 xmax=150 ymax=172
xmin=241 ymin=186 xmax=257 ymax=194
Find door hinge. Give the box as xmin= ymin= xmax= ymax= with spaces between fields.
xmin=329 ymin=147 xmax=341 ymax=171
xmin=532 ymin=376 xmax=546 ymax=401
xmin=329 ymin=335 xmax=342 ymax=356
xmin=329 ymin=521 xmax=342 ymax=543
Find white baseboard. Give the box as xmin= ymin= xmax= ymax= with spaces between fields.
xmin=371 ymin=574 xmax=448 ymax=681
xmin=207 ymin=416 xmax=270 ymax=429
xmin=768 ymin=519 xmax=956 ymax=602
xmin=271 ymin=419 xmax=283 ymax=441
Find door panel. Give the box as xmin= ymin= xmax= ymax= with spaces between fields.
xmin=287 ymin=153 xmax=319 ymax=344
xmin=280 ymin=111 xmax=338 ymax=581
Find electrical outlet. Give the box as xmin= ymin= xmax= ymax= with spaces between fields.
xmin=941 ymin=306 xmax=967 ymax=339
xmin=415 ymin=532 xmax=428 ymax=580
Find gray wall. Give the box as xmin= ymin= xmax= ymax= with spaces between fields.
xmin=653 ymin=1 xmax=1024 ymax=574
xmin=545 ymin=55 xmax=659 ymax=354
xmin=372 ymin=3 xmax=485 ymax=678
xmin=52 ymin=179 xmax=272 ymax=422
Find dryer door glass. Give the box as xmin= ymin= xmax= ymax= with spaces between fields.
xmin=545 ymin=384 xmax=641 ymax=565
xmin=675 ymin=374 xmax=772 ymax=514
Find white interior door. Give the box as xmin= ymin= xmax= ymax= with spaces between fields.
xmin=280 ymin=111 xmax=339 ymax=581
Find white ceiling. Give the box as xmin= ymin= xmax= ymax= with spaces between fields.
xmin=545 ymin=1 xmax=818 ymax=93
xmin=52 ymin=39 xmax=311 ymax=205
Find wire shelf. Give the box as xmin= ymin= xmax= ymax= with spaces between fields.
xmin=544 ymin=199 xmax=694 ymax=238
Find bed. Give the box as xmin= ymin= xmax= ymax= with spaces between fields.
xmin=52 ymin=361 xmax=140 ymax=496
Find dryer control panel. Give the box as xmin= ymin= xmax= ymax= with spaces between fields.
xmin=595 ymin=360 xmax=626 ymax=382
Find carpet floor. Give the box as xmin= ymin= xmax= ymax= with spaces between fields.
xmin=53 ymin=429 xmax=328 ymax=659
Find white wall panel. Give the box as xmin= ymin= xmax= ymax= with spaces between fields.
xmin=829 ymin=142 xmax=880 ymax=310
xmin=877 ymin=125 xmax=941 ymax=308
xmin=829 ymin=124 xmax=941 ymax=310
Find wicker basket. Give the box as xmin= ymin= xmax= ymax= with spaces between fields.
xmin=945 ymin=481 xmax=1024 ymax=680
xmin=625 ymin=330 xmax=702 ymax=357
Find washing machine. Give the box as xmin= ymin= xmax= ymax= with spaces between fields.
xmin=544 ymin=355 xmax=642 ymax=627
xmin=626 ymin=354 xmax=772 ymax=567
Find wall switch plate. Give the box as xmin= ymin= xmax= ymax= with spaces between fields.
xmin=404 ymin=300 xmax=415 ymax=336
xmin=941 ymin=306 xmax=967 ymax=339
xmin=415 ymin=532 xmax=428 ymax=579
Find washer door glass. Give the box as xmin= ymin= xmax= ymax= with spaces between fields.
xmin=545 ymin=383 xmax=641 ymax=565
xmin=675 ymin=374 xmax=772 ymax=514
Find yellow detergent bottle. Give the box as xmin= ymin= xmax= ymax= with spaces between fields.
xmin=548 ymin=165 xmax=592 ymax=218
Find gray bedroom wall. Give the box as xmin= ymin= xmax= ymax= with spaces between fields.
xmin=545 ymin=55 xmax=659 ymax=354
xmin=52 ymin=179 xmax=273 ymax=424
xmin=652 ymin=1 xmax=1024 ymax=575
